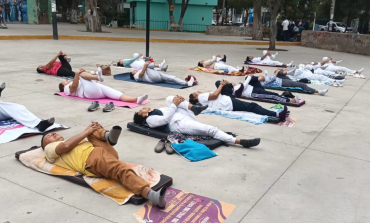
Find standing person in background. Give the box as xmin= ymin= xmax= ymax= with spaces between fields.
xmin=281 ymin=18 xmax=289 ymax=42
xmin=288 ymin=19 xmax=295 ymax=40
xmin=0 ymin=3 xmax=7 ymax=27
xmin=12 ymin=0 xmax=18 ymax=22
xmin=18 ymin=0 xmax=22 ymax=22
xmin=3 ymin=0 xmax=11 ymax=22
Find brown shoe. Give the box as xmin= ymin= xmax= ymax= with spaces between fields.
xmin=154 ymin=139 xmax=166 ymax=153
xmin=165 ymin=141 xmax=175 ymax=154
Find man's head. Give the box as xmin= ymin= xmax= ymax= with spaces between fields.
xmin=246 ymin=56 xmax=253 ymax=61
xmin=198 ymin=61 xmax=204 ymax=67
xmin=117 ymin=59 xmax=124 ymax=67
xmin=130 ymin=70 xmax=138 ymax=80
xmin=133 ymin=107 xmax=152 ymax=125
xmin=41 ymin=132 xmax=64 ymax=150
xmin=36 ymin=65 xmax=45 ymax=73
xmin=59 ymin=80 xmax=71 ymax=92
xmin=189 ymin=91 xmax=202 ymax=105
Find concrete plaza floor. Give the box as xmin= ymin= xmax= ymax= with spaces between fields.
xmin=0 ymin=38 xmax=369 ymax=223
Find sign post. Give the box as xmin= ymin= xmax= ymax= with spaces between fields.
xmin=51 ymin=0 xmax=58 ymax=40
xmin=146 ymin=0 xmax=150 ymax=57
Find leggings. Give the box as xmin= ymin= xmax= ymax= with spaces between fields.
xmin=282 ymin=79 xmax=315 ymax=94
xmin=230 ymin=98 xmax=276 ymax=117
xmin=251 ymin=87 xmax=290 ymax=103
xmin=57 ymin=55 xmax=75 ymax=77
xmin=79 ymin=78 xmax=123 ymax=99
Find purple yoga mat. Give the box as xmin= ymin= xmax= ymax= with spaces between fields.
xmin=55 ymin=92 xmax=149 ymax=108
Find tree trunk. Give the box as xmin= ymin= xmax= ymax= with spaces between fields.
xmin=71 ymin=0 xmax=78 ymax=24
xmin=167 ymin=0 xmax=176 ymax=24
xmin=252 ymin=0 xmax=263 ymax=40
xmin=178 ymin=0 xmax=190 ymax=26
xmin=84 ymin=0 xmax=101 ymax=32
xmin=268 ymin=0 xmax=281 ymax=50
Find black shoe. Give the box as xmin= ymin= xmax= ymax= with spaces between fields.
xmin=222 ymin=55 xmax=227 ymax=62
xmin=239 ymin=66 xmax=245 ymax=73
xmin=267 ymin=117 xmax=281 ymax=123
xmin=88 ymin=101 xmax=100 ymax=112
xmin=103 ymin=102 xmax=115 ymax=112
xmin=240 ymin=138 xmax=260 ymax=148
xmin=278 ymin=105 xmax=288 ymax=122
xmin=0 ymin=82 xmax=5 ymax=97
xmin=190 ymin=105 xmax=208 ymax=116
xmin=37 ymin=117 xmax=55 ymax=132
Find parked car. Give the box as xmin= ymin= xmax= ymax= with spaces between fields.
xmin=319 ymin=22 xmax=353 ymax=33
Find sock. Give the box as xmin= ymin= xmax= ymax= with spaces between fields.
xmin=358 ymin=68 xmax=364 ymax=74
xmin=97 ymin=67 xmax=104 ymax=82
xmin=264 ymin=70 xmax=269 ymax=77
xmin=294 ymin=94 xmax=300 ymax=103
xmin=287 ymin=68 xmax=296 ymax=76
xmin=318 ymin=89 xmax=328 ymax=96
xmin=287 ymin=61 xmax=294 ymax=67
xmin=147 ymin=187 xmax=167 ymax=208
xmin=272 ymin=52 xmax=278 ymax=58
xmin=336 ymin=60 xmax=342 ymax=64
xmin=187 ymin=77 xmax=195 ymax=86
xmin=160 ymin=59 xmax=165 ymax=68
xmin=105 ymin=126 xmax=122 ymax=146
xmin=0 ymin=82 xmax=5 ymax=97
xmin=37 ymin=117 xmax=55 ymax=132
xmin=137 ymin=94 xmax=148 ymax=104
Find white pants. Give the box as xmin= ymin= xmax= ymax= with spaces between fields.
xmin=259 ymin=57 xmax=283 ymax=66
xmin=294 ymin=69 xmax=333 ymax=82
xmin=80 ymin=78 xmax=123 ymax=100
xmin=314 ymin=68 xmax=340 ymax=78
xmin=325 ymin=64 xmax=356 ymax=74
xmin=165 ymin=97 xmax=236 ymax=143
xmin=214 ymin=63 xmax=238 ymax=72
xmin=154 ymin=72 xmax=186 ymax=85
xmin=0 ymin=102 xmax=41 ymax=128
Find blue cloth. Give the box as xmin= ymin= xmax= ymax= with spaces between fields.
xmin=171 ymin=140 xmax=217 ymax=162
xmin=113 ymin=73 xmax=190 ymax=89
xmin=261 ymin=76 xmax=283 ymax=87
xmin=201 ymin=109 xmax=270 ymax=125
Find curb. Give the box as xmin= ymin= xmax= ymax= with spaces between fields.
xmin=0 ymin=35 xmax=302 ymax=46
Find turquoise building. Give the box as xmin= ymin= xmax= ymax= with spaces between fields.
xmin=126 ymin=0 xmax=217 ymax=31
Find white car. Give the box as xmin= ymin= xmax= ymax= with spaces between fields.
xmin=320 ymin=22 xmax=352 ymax=33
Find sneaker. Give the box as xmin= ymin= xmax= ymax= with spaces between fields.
xmin=278 ymin=105 xmax=288 ymax=122
xmin=239 ymin=66 xmax=245 ymax=73
xmin=161 ymin=65 xmax=168 ymax=72
xmin=318 ymin=89 xmax=329 ymax=96
xmin=154 ymin=139 xmax=166 ymax=153
xmin=88 ymin=101 xmax=100 ymax=112
xmin=222 ymin=55 xmax=227 ymax=62
xmin=266 ymin=117 xmax=281 ymax=123
xmin=354 ymin=73 xmax=361 ymax=78
xmin=191 ymin=104 xmax=208 ymax=116
xmin=165 ymin=141 xmax=175 ymax=154
xmin=359 ymin=74 xmax=366 ymax=79
xmin=240 ymin=138 xmax=261 ymax=148
xmin=294 ymin=94 xmax=300 ymax=104
xmin=97 ymin=67 xmax=104 ymax=82
xmin=67 ymin=57 xmax=71 ymax=63
xmin=103 ymin=102 xmax=115 ymax=112
xmin=0 ymin=82 xmax=5 ymax=97
xmin=37 ymin=117 xmax=55 ymax=132
xmin=331 ymin=81 xmax=339 ymax=87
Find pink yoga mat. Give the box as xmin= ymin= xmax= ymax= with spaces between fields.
xmin=55 ymin=93 xmax=149 ymax=108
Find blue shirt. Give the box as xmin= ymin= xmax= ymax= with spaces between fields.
xmin=261 ymin=76 xmax=282 ymax=87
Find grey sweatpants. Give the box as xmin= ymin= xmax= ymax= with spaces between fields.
xmin=146 ymin=68 xmax=187 ymax=85
xmin=281 ymin=79 xmax=315 ymax=94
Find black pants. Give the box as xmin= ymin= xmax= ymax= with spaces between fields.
xmin=282 ymin=79 xmax=315 ymax=94
xmin=215 ymin=80 xmax=276 ymax=117
xmin=283 ymin=30 xmax=289 ymax=41
xmin=5 ymin=10 xmax=11 ymax=22
xmin=56 ymin=55 xmax=75 ymax=77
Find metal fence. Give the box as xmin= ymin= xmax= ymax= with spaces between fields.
xmin=130 ymin=20 xmax=208 ymax=32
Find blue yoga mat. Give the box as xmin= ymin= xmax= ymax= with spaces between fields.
xmin=113 ymin=73 xmax=190 ymax=89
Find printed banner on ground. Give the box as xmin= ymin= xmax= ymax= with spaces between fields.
xmin=134 ymin=187 xmax=236 ymax=223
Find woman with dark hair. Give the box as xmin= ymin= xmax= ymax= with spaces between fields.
xmin=37 ymin=51 xmax=75 ymax=78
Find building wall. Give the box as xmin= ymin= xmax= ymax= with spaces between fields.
xmin=128 ymin=0 xmax=216 ymax=31
xmin=301 ymin=31 xmax=370 ymax=56
xmin=27 ymin=0 xmax=39 ymax=24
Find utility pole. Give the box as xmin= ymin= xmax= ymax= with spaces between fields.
xmin=329 ymin=0 xmax=336 ymax=32
xmin=220 ymin=0 xmax=225 ymax=24
xmin=146 ymin=0 xmax=150 ymax=57
xmin=51 ymin=0 xmax=58 ymax=40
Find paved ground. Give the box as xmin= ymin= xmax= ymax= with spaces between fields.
xmin=0 ymin=38 xmax=369 ymax=223
xmin=0 ymin=23 xmax=273 ymax=43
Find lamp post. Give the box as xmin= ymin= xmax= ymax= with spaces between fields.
xmin=51 ymin=0 xmax=58 ymax=40
xmin=146 ymin=0 xmax=150 ymax=57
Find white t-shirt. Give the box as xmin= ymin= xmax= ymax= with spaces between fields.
xmin=251 ymin=57 xmax=262 ymax=63
xmin=282 ymin=20 xmax=289 ymax=30
xmin=134 ymin=69 xmax=153 ymax=83
xmin=198 ymin=93 xmax=233 ymax=111
xmin=64 ymin=82 xmax=84 ymax=98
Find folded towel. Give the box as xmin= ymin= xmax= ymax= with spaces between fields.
xmin=18 ymin=147 xmax=161 ymax=205
xmin=171 ymin=140 xmax=217 ymax=162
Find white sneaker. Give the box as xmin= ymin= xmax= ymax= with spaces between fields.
xmin=294 ymin=94 xmax=300 ymax=104
xmin=318 ymin=88 xmax=329 ymax=96
xmin=160 ymin=59 xmax=166 ymax=69
xmin=331 ymin=82 xmax=339 ymax=87
xmin=287 ymin=61 xmax=294 ymax=67
xmin=358 ymin=68 xmax=364 ymax=74
xmin=272 ymin=52 xmax=278 ymax=59
xmin=359 ymin=74 xmax=366 ymax=79
xmin=97 ymin=67 xmax=104 ymax=82
xmin=354 ymin=73 xmax=361 ymax=78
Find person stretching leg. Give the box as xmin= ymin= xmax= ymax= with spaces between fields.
xmin=58 ymin=67 xmax=148 ymax=112
xmin=198 ymin=55 xmax=245 ymax=74
xmin=133 ymin=95 xmax=260 ymax=149
xmin=37 ymin=51 xmax=75 ymax=78
xmin=41 ymin=122 xmax=168 ymax=208
xmin=227 ymin=75 xmax=300 ymax=104
xmin=245 ymin=51 xmax=293 ymax=67
xmin=189 ymin=80 xmax=289 ymax=121
xmin=130 ymin=61 xmax=197 ymax=86
xmin=116 ymin=53 xmax=167 ymax=71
